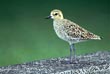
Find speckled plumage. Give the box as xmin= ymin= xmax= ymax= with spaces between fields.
xmin=46 ymin=9 xmax=101 ymax=63
xmin=51 ymin=10 xmax=101 ymax=44
xmin=53 ymin=19 xmax=101 ymax=44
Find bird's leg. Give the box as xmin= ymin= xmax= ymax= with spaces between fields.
xmin=70 ymin=44 xmax=77 ymax=63
xmin=70 ymin=44 xmax=73 ymax=62
xmin=61 ymin=44 xmax=77 ymax=64
xmin=72 ymin=44 xmax=76 ymax=60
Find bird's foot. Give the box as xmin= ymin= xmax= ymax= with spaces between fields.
xmin=60 ymin=58 xmax=78 ymax=64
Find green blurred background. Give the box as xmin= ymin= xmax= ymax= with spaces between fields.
xmin=0 ymin=0 xmax=109 ymax=66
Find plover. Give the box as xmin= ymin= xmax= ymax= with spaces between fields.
xmin=46 ymin=9 xmax=101 ymax=63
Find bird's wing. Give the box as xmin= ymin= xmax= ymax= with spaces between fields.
xmin=62 ymin=19 xmax=101 ymax=40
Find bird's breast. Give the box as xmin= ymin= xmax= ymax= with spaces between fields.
xmin=53 ymin=21 xmax=68 ymax=41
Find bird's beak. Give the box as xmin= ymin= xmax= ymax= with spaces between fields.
xmin=45 ymin=15 xmax=51 ymax=19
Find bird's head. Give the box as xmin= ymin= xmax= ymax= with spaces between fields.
xmin=46 ymin=9 xmax=64 ymax=20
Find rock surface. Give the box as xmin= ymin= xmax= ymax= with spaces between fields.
xmin=0 ymin=51 xmax=110 ymax=74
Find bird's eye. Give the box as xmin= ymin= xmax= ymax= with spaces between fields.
xmin=54 ymin=13 xmax=58 ymax=15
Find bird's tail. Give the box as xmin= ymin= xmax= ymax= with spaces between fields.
xmin=92 ymin=35 xmax=102 ymax=40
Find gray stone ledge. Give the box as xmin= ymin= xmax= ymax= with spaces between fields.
xmin=0 ymin=51 xmax=110 ymax=74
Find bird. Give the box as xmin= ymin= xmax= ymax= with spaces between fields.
xmin=46 ymin=9 xmax=101 ymax=63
